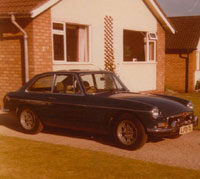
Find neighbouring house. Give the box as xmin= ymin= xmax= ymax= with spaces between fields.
xmin=165 ymin=16 xmax=200 ymax=92
xmin=0 ymin=0 xmax=175 ymax=107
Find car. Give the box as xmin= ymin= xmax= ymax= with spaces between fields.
xmin=3 ymin=70 xmax=198 ymax=150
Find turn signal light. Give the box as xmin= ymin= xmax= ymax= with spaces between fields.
xmin=157 ymin=122 xmax=167 ymax=128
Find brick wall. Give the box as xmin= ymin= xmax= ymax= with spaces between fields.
xmin=25 ymin=9 xmax=53 ymax=79
xmin=156 ymin=23 xmax=166 ymax=92
xmin=0 ymin=19 xmax=24 ymax=108
xmin=188 ymin=51 xmax=196 ymax=92
xmin=0 ymin=10 xmax=52 ymax=108
xmin=165 ymin=54 xmax=186 ymax=92
xmin=165 ymin=52 xmax=196 ymax=92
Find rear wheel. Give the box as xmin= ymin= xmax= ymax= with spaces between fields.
xmin=113 ymin=114 xmax=147 ymax=150
xmin=18 ymin=107 xmax=43 ymax=134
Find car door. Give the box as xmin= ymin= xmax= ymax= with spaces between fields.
xmin=25 ymin=74 xmax=56 ymax=120
xmin=80 ymin=73 xmax=114 ymax=133
xmin=79 ymin=72 xmax=128 ymax=133
xmin=45 ymin=73 xmax=87 ymax=130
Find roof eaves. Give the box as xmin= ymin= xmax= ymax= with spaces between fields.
xmin=31 ymin=0 xmax=61 ymax=18
xmin=0 ymin=0 xmax=61 ymax=19
xmin=0 ymin=12 xmax=31 ymax=19
xmin=166 ymin=48 xmax=196 ymax=54
xmin=143 ymin=0 xmax=175 ymax=34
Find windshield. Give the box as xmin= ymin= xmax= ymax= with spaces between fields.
xmin=80 ymin=73 xmax=127 ymax=94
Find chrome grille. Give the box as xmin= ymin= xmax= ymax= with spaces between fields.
xmin=167 ymin=113 xmax=193 ymax=128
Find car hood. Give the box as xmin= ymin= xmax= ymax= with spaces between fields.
xmin=109 ymin=92 xmax=192 ymax=116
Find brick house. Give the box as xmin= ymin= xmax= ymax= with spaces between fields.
xmin=0 ymin=0 xmax=174 ymax=107
xmin=165 ymin=16 xmax=200 ymax=92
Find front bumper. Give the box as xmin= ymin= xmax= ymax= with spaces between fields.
xmin=147 ymin=115 xmax=198 ymax=134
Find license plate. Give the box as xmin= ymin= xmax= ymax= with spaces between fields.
xmin=179 ymin=124 xmax=193 ymax=135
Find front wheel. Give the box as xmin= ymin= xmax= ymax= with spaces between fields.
xmin=18 ymin=107 xmax=43 ymax=134
xmin=112 ymin=115 xmax=147 ymax=150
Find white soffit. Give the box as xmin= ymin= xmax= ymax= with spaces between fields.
xmin=31 ymin=0 xmax=60 ymax=18
xmin=144 ymin=0 xmax=175 ymax=34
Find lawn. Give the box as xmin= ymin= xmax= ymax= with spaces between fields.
xmin=0 ymin=135 xmax=200 ymax=179
xmin=166 ymin=92 xmax=200 ymax=129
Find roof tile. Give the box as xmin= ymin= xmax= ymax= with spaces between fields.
xmin=166 ymin=16 xmax=200 ymax=53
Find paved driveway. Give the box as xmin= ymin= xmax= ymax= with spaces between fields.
xmin=0 ymin=111 xmax=200 ymax=170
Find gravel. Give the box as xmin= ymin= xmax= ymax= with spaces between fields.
xmin=0 ymin=111 xmax=200 ymax=170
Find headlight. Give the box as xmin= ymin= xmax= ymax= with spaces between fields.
xmin=187 ymin=102 xmax=193 ymax=109
xmin=151 ymin=107 xmax=160 ymax=119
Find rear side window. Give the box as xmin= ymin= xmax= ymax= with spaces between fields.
xmin=28 ymin=75 xmax=53 ymax=93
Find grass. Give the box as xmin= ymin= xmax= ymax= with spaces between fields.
xmin=166 ymin=92 xmax=200 ymax=129
xmin=0 ymin=135 xmax=200 ymax=179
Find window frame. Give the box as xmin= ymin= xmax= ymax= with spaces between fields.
xmin=123 ymin=30 xmax=157 ymax=63
xmin=52 ymin=21 xmax=91 ymax=64
xmin=25 ymin=73 xmax=84 ymax=96
xmin=148 ymin=39 xmax=157 ymax=62
xmin=52 ymin=22 xmax=66 ymax=62
xmin=148 ymin=32 xmax=158 ymax=40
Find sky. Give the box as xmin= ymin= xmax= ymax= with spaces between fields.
xmin=157 ymin=0 xmax=200 ymax=17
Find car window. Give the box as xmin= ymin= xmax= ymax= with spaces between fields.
xmin=81 ymin=74 xmax=94 ymax=87
xmin=28 ymin=75 xmax=53 ymax=93
xmin=81 ymin=74 xmax=96 ymax=93
xmin=54 ymin=74 xmax=81 ymax=94
xmin=80 ymin=73 xmax=125 ymax=94
xmin=113 ymin=76 xmax=125 ymax=90
xmin=95 ymin=73 xmax=117 ymax=90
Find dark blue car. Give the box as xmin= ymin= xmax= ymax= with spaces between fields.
xmin=3 ymin=70 xmax=198 ymax=150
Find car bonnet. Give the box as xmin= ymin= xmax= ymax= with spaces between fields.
xmin=109 ymin=93 xmax=192 ymax=117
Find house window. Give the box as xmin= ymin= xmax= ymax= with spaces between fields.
xmin=149 ymin=41 xmax=156 ymax=61
xmin=123 ymin=30 xmax=157 ymax=62
xmin=53 ymin=34 xmax=65 ymax=61
xmin=52 ymin=22 xmax=89 ymax=63
xmin=148 ymin=32 xmax=157 ymax=40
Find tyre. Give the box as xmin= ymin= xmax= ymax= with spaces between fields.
xmin=112 ymin=114 xmax=147 ymax=150
xmin=18 ymin=107 xmax=43 ymax=134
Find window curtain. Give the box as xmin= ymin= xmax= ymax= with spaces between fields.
xmin=78 ymin=27 xmax=88 ymax=62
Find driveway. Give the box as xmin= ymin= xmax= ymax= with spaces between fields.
xmin=0 ymin=110 xmax=200 ymax=170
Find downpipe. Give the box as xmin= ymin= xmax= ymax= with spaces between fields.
xmin=179 ymin=53 xmax=189 ymax=93
xmin=11 ymin=14 xmax=29 ymax=83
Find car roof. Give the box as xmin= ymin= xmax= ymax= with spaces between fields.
xmin=37 ymin=69 xmax=113 ymax=76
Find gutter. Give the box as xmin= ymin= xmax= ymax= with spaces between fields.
xmin=11 ymin=14 xmax=29 ymax=82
